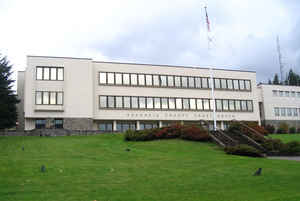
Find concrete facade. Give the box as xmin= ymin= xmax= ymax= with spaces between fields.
xmin=258 ymin=84 xmax=300 ymax=129
xmin=19 ymin=55 xmax=261 ymax=131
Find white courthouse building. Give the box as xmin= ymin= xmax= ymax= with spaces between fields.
xmin=17 ymin=55 xmax=261 ymax=131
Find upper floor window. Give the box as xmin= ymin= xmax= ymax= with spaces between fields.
xmin=291 ymin=91 xmax=296 ymax=97
xmin=36 ymin=67 xmax=63 ymax=81
xmin=272 ymin=90 xmax=278 ymax=96
xmin=285 ymin=91 xmax=290 ymax=97
xmin=279 ymin=91 xmax=284 ymax=97
xmin=36 ymin=91 xmax=63 ymax=105
xmin=274 ymin=107 xmax=280 ymax=116
xmin=298 ymin=92 xmax=300 ymax=98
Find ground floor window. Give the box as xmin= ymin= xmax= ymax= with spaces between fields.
xmin=99 ymin=122 xmax=113 ymax=132
xmin=140 ymin=122 xmax=159 ymax=130
xmin=54 ymin=119 xmax=63 ymax=129
xmin=35 ymin=119 xmax=46 ymax=129
xmin=117 ymin=122 xmax=136 ymax=132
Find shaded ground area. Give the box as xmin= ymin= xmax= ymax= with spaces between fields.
xmin=1 ymin=134 xmax=300 ymax=201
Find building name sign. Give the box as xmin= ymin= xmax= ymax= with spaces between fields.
xmin=126 ymin=112 xmax=236 ymax=120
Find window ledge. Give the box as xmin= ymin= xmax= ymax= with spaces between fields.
xmin=35 ymin=105 xmax=64 ymax=112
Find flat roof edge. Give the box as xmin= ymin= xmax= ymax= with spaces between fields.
xmin=93 ymin=60 xmax=256 ymax=73
xmin=27 ymin=55 xmax=92 ymax=60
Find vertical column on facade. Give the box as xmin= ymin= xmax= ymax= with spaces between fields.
xmin=221 ymin=121 xmax=224 ymax=130
xmin=113 ymin=120 xmax=117 ymax=131
xmin=136 ymin=120 xmax=140 ymax=130
xmin=159 ymin=121 xmax=163 ymax=128
xmin=181 ymin=120 xmax=184 ymax=125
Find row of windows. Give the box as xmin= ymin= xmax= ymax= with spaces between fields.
xmin=35 ymin=119 xmax=63 ymax=129
xmin=272 ymin=90 xmax=300 ymax=98
xmin=36 ymin=67 xmax=64 ymax=81
xmin=99 ymin=72 xmax=251 ymax=91
xmin=99 ymin=95 xmax=253 ymax=112
xmin=36 ymin=91 xmax=63 ymax=105
xmin=99 ymin=121 xmax=160 ymax=132
xmin=274 ymin=107 xmax=300 ymax=117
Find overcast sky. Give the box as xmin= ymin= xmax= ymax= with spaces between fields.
xmin=1 ymin=0 xmax=300 ymax=86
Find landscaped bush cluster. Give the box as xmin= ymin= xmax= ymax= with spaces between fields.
xmin=224 ymin=144 xmax=264 ymax=157
xmin=245 ymin=122 xmax=269 ymax=136
xmin=264 ymin=124 xmax=275 ymax=134
xmin=262 ymin=138 xmax=300 ymax=156
xmin=276 ymin=123 xmax=289 ymax=134
xmin=289 ymin=127 xmax=296 ymax=134
xmin=124 ymin=124 xmax=211 ymax=142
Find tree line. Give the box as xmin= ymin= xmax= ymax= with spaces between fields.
xmin=268 ymin=69 xmax=300 ymax=86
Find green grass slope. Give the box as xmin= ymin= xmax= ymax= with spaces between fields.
xmin=1 ymin=134 xmax=300 ymax=201
xmin=270 ymin=134 xmax=300 ymax=143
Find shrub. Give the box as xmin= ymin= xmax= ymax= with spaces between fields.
xmin=224 ymin=144 xmax=263 ymax=157
xmin=280 ymin=141 xmax=300 ymax=156
xmin=289 ymin=127 xmax=296 ymax=134
xmin=262 ymin=138 xmax=285 ymax=152
xmin=180 ymin=125 xmax=211 ymax=142
xmin=297 ymin=128 xmax=300 ymax=134
xmin=228 ymin=122 xmax=266 ymax=143
xmin=265 ymin=124 xmax=275 ymax=134
xmin=246 ymin=122 xmax=269 ymax=136
xmin=277 ymin=123 xmax=289 ymax=134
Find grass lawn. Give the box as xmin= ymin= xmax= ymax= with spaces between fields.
xmin=1 ymin=134 xmax=300 ymax=201
xmin=270 ymin=134 xmax=300 ymax=143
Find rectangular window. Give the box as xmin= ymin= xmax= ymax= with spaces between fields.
xmin=272 ymin=90 xmax=278 ymax=96
xmin=233 ymin=80 xmax=239 ymax=90
xmin=275 ymin=107 xmax=280 ymax=116
xmin=223 ymin=100 xmax=229 ymax=110
xmin=146 ymin=97 xmax=153 ymax=109
xmin=50 ymin=92 xmax=56 ymax=105
xmin=131 ymin=74 xmax=137 ymax=85
xmin=229 ymin=100 xmax=235 ymax=110
xmin=196 ymin=99 xmax=203 ymax=110
xmin=43 ymin=68 xmax=50 ymax=80
xmin=99 ymin=122 xmax=113 ymax=131
xmin=100 ymin=96 xmax=107 ymax=108
xmin=247 ymin=100 xmax=253 ymax=111
xmin=203 ymin=99 xmax=210 ymax=110
xmin=99 ymin=72 xmax=107 ymax=84
xmin=281 ymin=108 xmax=286 ymax=116
xmin=175 ymin=76 xmax=181 ymax=87
xmin=43 ymin=92 xmax=49 ymax=104
xmin=153 ymin=75 xmax=160 ymax=86
xmin=245 ymin=80 xmax=251 ymax=90
xmin=160 ymin=75 xmax=167 ymax=87
xmin=214 ymin=78 xmax=221 ymax=89
xmin=107 ymin=73 xmax=114 ymax=84
xmin=169 ymin=98 xmax=176 ymax=109
xmin=221 ymin=79 xmax=227 ymax=89
xmin=188 ymin=77 xmax=195 ymax=88
xmin=216 ymin=100 xmax=222 ymax=111
xmin=287 ymin=108 xmax=292 ymax=116
xmin=202 ymin=78 xmax=208 ymax=88
xmin=116 ymin=96 xmax=123 ymax=108
xmin=190 ymin=99 xmax=196 ymax=110
xmin=154 ymin=97 xmax=161 ymax=109
xmin=57 ymin=68 xmax=64 ymax=80
xmin=36 ymin=67 xmax=43 ymax=80
xmin=124 ymin=97 xmax=131 ymax=108
xmin=183 ymin=98 xmax=189 ymax=110
xmin=195 ymin=77 xmax=201 ymax=88
xmin=108 ymin=96 xmax=115 ymax=108
xmin=298 ymin=92 xmax=300 ymax=98
xmin=241 ymin=100 xmax=247 ymax=111
xmin=181 ymin=77 xmax=188 ymax=88
xmin=239 ymin=80 xmax=245 ymax=90
xmin=146 ymin=75 xmax=153 ymax=86
xmin=115 ymin=73 xmax=122 ymax=85
xmin=294 ymin=108 xmax=298 ymax=116
xmin=176 ymin=98 xmax=182 ymax=109
xmin=35 ymin=119 xmax=46 ymax=129
xmin=227 ymin=79 xmax=233 ymax=89
xmin=168 ymin=76 xmax=174 ymax=87
xmin=50 ymin=68 xmax=57 ymax=80
xmin=161 ymin=98 xmax=168 ymax=109
xmin=54 ymin=119 xmax=63 ymax=129
xmin=139 ymin=97 xmax=146 ymax=108
xmin=123 ymin=74 xmax=130 ymax=85
xmin=291 ymin=91 xmax=296 ymax=97
xmin=279 ymin=91 xmax=284 ymax=97
xmin=36 ymin=92 xmax=42 ymax=104
xmin=235 ymin=100 xmax=241 ymax=111
xmin=131 ymin=97 xmax=138 ymax=109
xmin=285 ymin=91 xmax=290 ymax=97
xmin=57 ymin=92 xmax=63 ymax=105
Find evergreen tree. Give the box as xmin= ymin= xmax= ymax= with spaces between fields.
xmin=0 ymin=55 xmax=19 ymax=129
xmin=268 ymin=79 xmax=272 ymax=84
xmin=272 ymin=73 xmax=280 ymax=85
